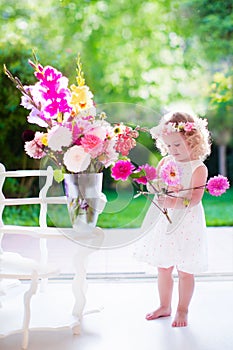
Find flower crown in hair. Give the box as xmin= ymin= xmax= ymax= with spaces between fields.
xmin=150 ymin=118 xmax=208 ymax=140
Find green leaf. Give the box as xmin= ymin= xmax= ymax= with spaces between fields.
xmin=130 ymin=169 xmax=146 ymax=179
xmin=53 ymin=169 xmax=64 ymax=183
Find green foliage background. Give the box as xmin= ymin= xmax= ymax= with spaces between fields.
xmin=0 ymin=0 xmax=232 ymax=191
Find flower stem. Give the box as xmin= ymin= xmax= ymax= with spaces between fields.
xmin=166 ymin=184 xmax=206 ymax=195
xmin=137 ymin=191 xmax=172 ymax=224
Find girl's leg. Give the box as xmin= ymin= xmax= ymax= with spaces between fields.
xmin=146 ymin=266 xmax=174 ymax=320
xmin=172 ymin=270 xmax=194 ymax=327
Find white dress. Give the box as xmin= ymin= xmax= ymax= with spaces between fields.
xmin=134 ymin=157 xmax=208 ymax=274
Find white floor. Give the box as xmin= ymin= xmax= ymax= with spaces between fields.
xmin=2 ymin=227 xmax=233 ymax=276
xmin=0 ymin=279 xmax=233 ymax=350
xmin=1 ymin=227 xmax=233 ymax=349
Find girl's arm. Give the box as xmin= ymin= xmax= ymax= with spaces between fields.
xmin=157 ymin=164 xmax=208 ymax=209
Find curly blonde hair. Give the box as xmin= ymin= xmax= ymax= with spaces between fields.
xmin=152 ymin=111 xmax=211 ymax=161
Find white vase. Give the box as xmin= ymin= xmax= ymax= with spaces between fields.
xmin=64 ymin=173 xmax=106 ymax=233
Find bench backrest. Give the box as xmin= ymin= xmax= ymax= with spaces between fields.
xmin=0 ymin=163 xmax=67 ymax=263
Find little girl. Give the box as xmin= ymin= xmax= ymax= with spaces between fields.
xmin=134 ymin=111 xmax=211 ymax=327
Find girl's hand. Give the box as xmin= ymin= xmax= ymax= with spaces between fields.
xmin=157 ymin=195 xmax=174 ymax=208
xmin=147 ymin=179 xmax=165 ymax=194
xmin=167 ymin=184 xmax=183 ymax=193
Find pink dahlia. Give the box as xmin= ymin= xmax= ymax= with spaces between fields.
xmin=206 ymin=175 xmax=230 ymax=196
xmin=111 ymin=160 xmax=135 ymax=181
xmin=160 ymin=161 xmax=181 ymax=186
xmin=134 ymin=164 xmax=157 ymax=184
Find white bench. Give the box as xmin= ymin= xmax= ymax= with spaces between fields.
xmin=0 ymin=163 xmax=104 ymax=349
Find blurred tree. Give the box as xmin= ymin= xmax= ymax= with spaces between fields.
xmin=0 ymin=43 xmax=39 ymax=170
xmin=0 ymin=0 xmax=232 ymax=180
xmin=207 ymin=70 xmax=233 ymax=176
xmin=172 ymin=0 xmax=233 ymax=177
xmin=178 ymin=0 xmax=232 ymax=61
xmin=1 ymin=0 xmax=210 ymax=108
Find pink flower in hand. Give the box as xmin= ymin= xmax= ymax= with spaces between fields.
xmin=111 ymin=160 xmax=135 ymax=181
xmin=206 ymin=175 xmax=230 ymax=196
xmin=134 ymin=164 xmax=157 ymax=184
xmin=160 ymin=161 xmax=181 ymax=186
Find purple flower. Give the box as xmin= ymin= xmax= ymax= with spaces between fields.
xmin=206 ymin=175 xmax=230 ymax=196
xmin=111 ymin=160 xmax=135 ymax=181
xmin=79 ymin=199 xmax=89 ymax=210
xmin=27 ymin=109 xmax=53 ymax=128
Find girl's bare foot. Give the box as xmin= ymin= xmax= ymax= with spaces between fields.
xmin=172 ymin=310 xmax=188 ymax=327
xmin=146 ymin=306 xmax=171 ymax=320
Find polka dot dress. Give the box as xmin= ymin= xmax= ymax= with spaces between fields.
xmin=134 ymin=158 xmax=208 ymax=274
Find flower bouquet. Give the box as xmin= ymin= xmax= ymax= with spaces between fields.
xmin=111 ymin=159 xmax=230 ymax=223
xmin=4 ymin=54 xmax=139 ymax=230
